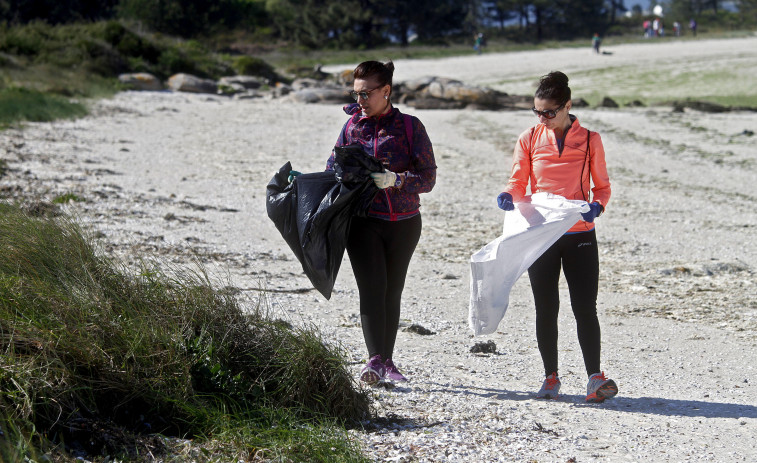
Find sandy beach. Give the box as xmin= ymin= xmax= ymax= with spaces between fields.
xmin=2 ymin=36 xmax=757 ymax=462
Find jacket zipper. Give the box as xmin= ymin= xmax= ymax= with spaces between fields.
xmin=373 ymin=122 xmax=397 ymax=221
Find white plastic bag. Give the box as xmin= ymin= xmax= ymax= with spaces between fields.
xmin=469 ymin=193 xmax=589 ymax=336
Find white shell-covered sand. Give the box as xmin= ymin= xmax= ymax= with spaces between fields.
xmin=2 ymin=36 xmax=756 ymax=462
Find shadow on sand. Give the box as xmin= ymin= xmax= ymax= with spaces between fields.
xmin=420 ymin=383 xmax=756 ymax=419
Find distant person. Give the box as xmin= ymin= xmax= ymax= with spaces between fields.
xmin=652 ymin=18 xmax=660 ymax=37
xmin=592 ymin=33 xmax=602 ymax=54
xmin=496 ymin=71 xmax=618 ymax=403
xmin=689 ymin=18 xmax=697 ymax=36
xmin=474 ymin=33 xmax=484 ymax=55
xmin=325 ymin=60 xmax=437 ymax=387
xmin=642 ymin=19 xmax=651 ymax=38
xmin=673 ymin=21 xmax=681 ymax=37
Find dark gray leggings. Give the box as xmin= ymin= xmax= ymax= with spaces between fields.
xmin=346 ymin=214 xmax=421 ymax=360
xmin=528 ymin=229 xmax=601 ymax=378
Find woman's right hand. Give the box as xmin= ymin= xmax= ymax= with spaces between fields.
xmin=287 ymin=170 xmax=302 ymax=183
xmin=497 ymin=192 xmax=514 ymax=211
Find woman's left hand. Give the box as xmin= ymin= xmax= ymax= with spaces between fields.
xmin=370 ymin=171 xmax=398 ymax=189
xmin=581 ymin=202 xmax=603 ymax=223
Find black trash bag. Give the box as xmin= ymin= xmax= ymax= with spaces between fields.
xmin=266 ymin=145 xmax=383 ymax=299
xmin=333 ymin=144 xmax=385 ymax=216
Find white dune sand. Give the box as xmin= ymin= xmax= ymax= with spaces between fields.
xmin=2 ymin=36 xmax=757 ymax=462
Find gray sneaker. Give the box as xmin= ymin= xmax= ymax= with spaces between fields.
xmin=360 ymin=355 xmax=385 ymax=386
xmin=536 ymin=372 xmax=561 ymax=399
xmin=586 ymin=372 xmax=618 ymax=403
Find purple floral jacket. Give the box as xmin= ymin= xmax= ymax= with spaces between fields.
xmin=326 ymin=103 xmax=437 ymax=221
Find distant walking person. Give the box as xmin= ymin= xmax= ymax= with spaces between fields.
xmin=592 ymin=33 xmax=601 ymax=54
xmin=496 ymin=71 xmax=618 ymax=403
xmin=474 ymin=33 xmax=484 ymax=54
xmin=689 ymin=18 xmax=697 ymax=36
xmin=326 ymin=60 xmax=437 ymax=387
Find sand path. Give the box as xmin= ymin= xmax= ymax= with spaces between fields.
xmin=2 ymin=36 xmax=756 ymax=462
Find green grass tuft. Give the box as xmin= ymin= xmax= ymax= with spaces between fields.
xmin=0 ymin=202 xmax=370 ymax=462
xmin=52 ymin=193 xmax=85 ymax=204
xmin=0 ymin=87 xmax=88 ymax=127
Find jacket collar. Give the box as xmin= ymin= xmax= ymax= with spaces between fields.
xmin=343 ymin=102 xmax=398 ymax=122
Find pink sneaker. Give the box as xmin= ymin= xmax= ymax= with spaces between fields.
xmin=360 ymin=355 xmax=385 ymax=386
xmin=384 ymin=359 xmax=408 ymax=383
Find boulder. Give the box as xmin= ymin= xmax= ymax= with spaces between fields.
xmin=598 ymin=96 xmax=619 ymax=108
xmin=493 ymin=93 xmax=533 ymax=110
xmin=274 ymin=82 xmax=293 ymax=98
xmin=401 ymin=77 xmax=503 ymax=109
xmin=217 ymin=82 xmax=246 ymax=95
xmin=218 ymin=75 xmax=266 ymax=89
xmin=684 ymin=101 xmax=729 ymax=113
xmin=441 ymin=82 xmax=494 ymax=103
xmin=233 ymin=90 xmax=264 ymax=100
xmin=334 ymin=69 xmax=354 ymax=86
xmin=402 ymin=77 xmax=436 ymax=92
xmin=425 ymin=80 xmax=446 ymax=99
xmin=420 ymin=77 xmax=465 ymax=99
xmin=291 ymin=78 xmax=325 ymax=91
xmin=118 ymin=73 xmax=163 ymax=91
xmin=404 ymin=96 xmax=466 ymax=110
xmin=572 ymin=98 xmax=590 ymax=108
xmin=167 ymin=73 xmax=217 ymax=94
xmin=286 ymin=88 xmax=352 ymax=104
xmin=286 ymin=89 xmax=321 ymax=104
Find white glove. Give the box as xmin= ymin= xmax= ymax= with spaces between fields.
xmin=370 ymin=171 xmax=398 ymax=189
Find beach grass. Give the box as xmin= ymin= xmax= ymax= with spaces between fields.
xmin=0 ymin=87 xmax=89 ymax=128
xmin=568 ymin=63 xmax=757 ymax=107
xmin=0 ymin=201 xmax=370 ymax=462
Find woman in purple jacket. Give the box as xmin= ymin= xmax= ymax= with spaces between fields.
xmin=325 ymin=60 xmax=437 ymax=386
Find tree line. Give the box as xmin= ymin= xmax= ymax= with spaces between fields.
xmin=1 ymin=0 xmax=756 ymax=48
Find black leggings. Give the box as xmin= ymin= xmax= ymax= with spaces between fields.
xmin=528 ymin=230 xmax=601 ymax=378
xmin=346 ymin=214 xmax=421 ymax=360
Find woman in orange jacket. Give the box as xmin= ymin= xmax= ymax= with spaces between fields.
xmin=498 ymin=71 xmax=618 ymax=403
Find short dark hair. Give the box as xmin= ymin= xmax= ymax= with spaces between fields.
xmin=535 ymin=71 xmax=571 ymax=105
xmin=353 ymin=60 xmax=395 ymax=89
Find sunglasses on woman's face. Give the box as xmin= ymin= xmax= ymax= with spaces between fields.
xmin=349 ymin=86 xmax=382 ymax=101
xmin=532 ymin=103 xmax=566 ymax=119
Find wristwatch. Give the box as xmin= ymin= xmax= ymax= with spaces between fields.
xmin=394 ymin=173 xmax=404 ymax=188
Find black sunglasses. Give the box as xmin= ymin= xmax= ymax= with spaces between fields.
xmin=349 ymin=86 xmax=383 ymax=101
xmin=532 ymin=103 xmax=566 ymax=119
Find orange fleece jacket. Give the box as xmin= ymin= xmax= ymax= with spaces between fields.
xmin=504 ymin=116 xmax=611 ymax=233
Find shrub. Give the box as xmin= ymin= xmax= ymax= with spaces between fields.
xmin=0 ymin=21 xmax=233 ymax=80
xmin=233 ymin=55 xmax=280 ymax=82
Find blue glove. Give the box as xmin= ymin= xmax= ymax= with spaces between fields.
xmin=497 ymin=192 xmax=514 ymax=211
xmin=581 ymin=202 xmax=603 ymax=223
xmin=287 ymin=170 xmax=302 ymax=183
